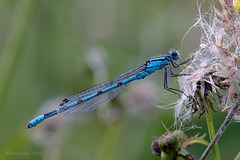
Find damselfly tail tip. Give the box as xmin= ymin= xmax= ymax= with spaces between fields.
xmin=27 ymin=122 xmax=33 ymax=129
xmin=26 ymin=114 xmax=45 ymax=129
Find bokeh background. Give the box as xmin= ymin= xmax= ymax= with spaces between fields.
xmin=0 ymin=0 xmax=239 ymax=160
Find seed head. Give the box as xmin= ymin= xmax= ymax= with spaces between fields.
xmin=175 ymin=0 xmax=240 ymax=127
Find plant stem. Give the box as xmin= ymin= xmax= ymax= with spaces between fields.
xmin=0 ymin=0 xmax=35 ymax=107
xmin=202 ymin=98 xmax=221 ymax=160
xmin=95 ymin=121 xmax=124 ymax=160
xmin=234 ymin=152 xmax=240 ymax=160
xmin=200 ymin=97 xmax=240 ymax=160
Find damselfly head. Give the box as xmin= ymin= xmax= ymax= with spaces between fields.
xmin=168 ymin=51 xmax=180 ymax=60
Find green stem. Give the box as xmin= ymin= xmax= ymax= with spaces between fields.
xmin=95 ymin=121 xmax=124 ymax=160
xmin=0 ymin=0 xmax=36 ymax=107
xmin=204 ymin=98 xmax=221 ymax=160
xmin=197 ymin=89 xmax=221 ymax=160
xmin=161 ymin=152 xmax=175 ymax=160
xmin=201 ymin=96 xmax=240 ymax=160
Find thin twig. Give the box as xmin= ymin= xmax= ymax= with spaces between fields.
xmin=200 ymin=96 xmax=240 ymax=160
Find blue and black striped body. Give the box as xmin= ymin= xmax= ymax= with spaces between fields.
xmin=27 ymin=51 xmax=182 ymax=128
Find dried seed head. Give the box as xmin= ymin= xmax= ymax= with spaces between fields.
xmin=175 ymin=0 xmax=240 ymax=127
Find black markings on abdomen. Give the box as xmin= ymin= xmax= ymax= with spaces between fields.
xmin=117 ymin=82 xmax=123 ymax=86
xmin=97 ymin=91 xmax=103 ymax=96
xmin=77 ymin=99 xmax=83 ymax=104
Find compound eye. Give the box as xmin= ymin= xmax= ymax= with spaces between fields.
xmin=168 ymin=51 xmax=175 ymax=56
xmin=173 ymin=51 xmax=177 ymax=56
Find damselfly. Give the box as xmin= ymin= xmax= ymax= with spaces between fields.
xmin=27 ymin=51 xmax=190 ymax=129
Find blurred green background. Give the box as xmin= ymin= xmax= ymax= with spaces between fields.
xmin=0 ymin=0 xmax=239 ymax=160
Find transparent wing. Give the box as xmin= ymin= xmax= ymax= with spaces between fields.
xmin=57 ymin=64 xmax=146 ymax=117
xmin=57 ymin=84 xmax=126 ymax=116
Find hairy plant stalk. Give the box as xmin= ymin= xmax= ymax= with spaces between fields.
xmin=200 ymin=96 xmax=240 ymax=159
xmin=234 ymin=151 xmax=240 ymax=160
